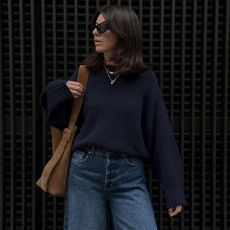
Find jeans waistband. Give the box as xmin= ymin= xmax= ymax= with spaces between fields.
xmin=77 ymin=146 xmax=130 ymax=159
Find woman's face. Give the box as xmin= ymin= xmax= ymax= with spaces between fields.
xmin=92 ymin=14 xmax=119 ymax=62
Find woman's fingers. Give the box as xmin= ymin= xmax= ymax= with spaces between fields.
xmin=66 ymin=81 xmax=84 ymax=92
xmin=168 ymin=205 xmax=182 ymax=217
xmin=69 ymin=89 xmax=82 ymax=98
xmin=66 ymin=81 xmax=84 ymax=98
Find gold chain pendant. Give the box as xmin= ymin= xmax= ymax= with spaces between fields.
xmin=111 ymin=80 xmax=116 ymax=85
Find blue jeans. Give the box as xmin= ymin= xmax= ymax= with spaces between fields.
xmin=64 ymin=147 xmax=158 ymax=230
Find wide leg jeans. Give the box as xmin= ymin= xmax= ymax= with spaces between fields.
xmin=64 ymin=147 xmax=158 ymax=230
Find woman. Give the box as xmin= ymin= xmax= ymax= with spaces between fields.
xmin=41 ymin=5 xmax=187 ymax=230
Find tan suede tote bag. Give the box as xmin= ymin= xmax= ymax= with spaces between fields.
xmin=36 ymin=65 xmax=89 ymax=196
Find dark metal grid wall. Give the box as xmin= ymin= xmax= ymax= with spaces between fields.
xmin=0 ymin=0 xmax=229 ymax=229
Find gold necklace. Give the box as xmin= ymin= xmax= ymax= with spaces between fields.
xmin=104 ymin=65 xmax=119 ymax=85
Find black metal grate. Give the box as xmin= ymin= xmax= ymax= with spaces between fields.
xmin=0 ymin=0 xmax=229 ymax=229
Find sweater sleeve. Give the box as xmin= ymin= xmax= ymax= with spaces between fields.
xmin=40 ymin=70 xmax=77 ymax=129
xmin=143 ymin=72 xmax=187 ymax=208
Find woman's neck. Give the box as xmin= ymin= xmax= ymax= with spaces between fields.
xmin=105 ymin=60 xmax=115 ymax=65
xmin=104 ymin=54 xmax=116 ymax=65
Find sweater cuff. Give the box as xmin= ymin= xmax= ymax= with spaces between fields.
xmin=47 ymin=79 xmax=73 ymax=113
xmin=164 ymin=187 xmax=187 ymax=208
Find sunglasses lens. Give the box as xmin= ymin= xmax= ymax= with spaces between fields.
xmin=97 ymin=23 xmax=108 ymax=33
xmin=88 ymin=22 xmax=108 ymax=33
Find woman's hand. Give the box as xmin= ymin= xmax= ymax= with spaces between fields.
xmin=66 ymin=81 xmax=84 ymax=98
xmin=168 ymin=205 xmax=182 ymax=217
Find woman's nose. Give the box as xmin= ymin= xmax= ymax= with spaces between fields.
xmin=92 ymin=28 xmax=98 ymax=36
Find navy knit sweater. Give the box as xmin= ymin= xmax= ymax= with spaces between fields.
xmin=40 ymin=67 xmax=187 ymax=208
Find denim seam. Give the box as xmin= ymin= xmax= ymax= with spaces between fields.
xmin=104 ymin=157 xmax=109 ymax=191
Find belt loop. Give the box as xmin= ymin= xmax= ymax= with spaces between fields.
xmin=91 ymin=146 xmax=95 ymax=154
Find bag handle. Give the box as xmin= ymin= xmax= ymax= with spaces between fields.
xmin=68 ymin=65 xmax=89 ymax=129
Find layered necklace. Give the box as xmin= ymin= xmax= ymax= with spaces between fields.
xmin=104 ymin=64 xmax=119 ymax=85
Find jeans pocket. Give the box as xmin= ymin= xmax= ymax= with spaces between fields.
xmin=125 ymin=156 xmax=139 ymax=166
xmin=72 ymin=151 xmax=90 ymax=163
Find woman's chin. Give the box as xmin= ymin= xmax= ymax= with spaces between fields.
xmin=95 ymin=47 xmax=103 ymax=52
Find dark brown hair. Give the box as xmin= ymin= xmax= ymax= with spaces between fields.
xmin=83 ymin=5 xmax=147 ymax=75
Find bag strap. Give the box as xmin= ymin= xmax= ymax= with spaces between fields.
xmin=51 ymin=65 xmax=89 ymax=153
xmin=68 ymin=65 xmax=89 ymax=129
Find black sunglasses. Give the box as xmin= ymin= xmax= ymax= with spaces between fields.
xmin=88 ymin=21 xmax=109 ymax=34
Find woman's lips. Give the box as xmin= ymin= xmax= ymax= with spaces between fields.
xmin=94 ymin=39 xmax=102 ymax=45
